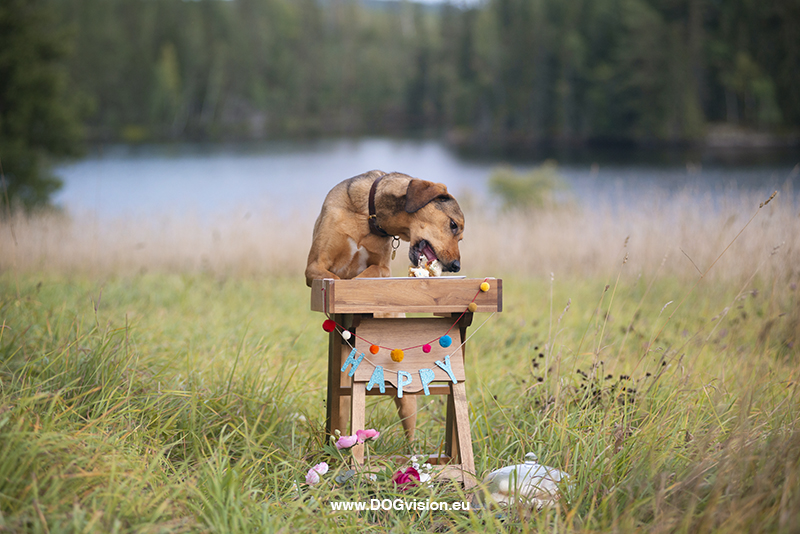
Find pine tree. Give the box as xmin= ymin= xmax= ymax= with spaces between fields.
xmin=0 ymin=0 xmax=83 ymax=210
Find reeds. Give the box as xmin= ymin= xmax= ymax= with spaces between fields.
xmin=2 ymin=184 xmax=796 ymax=284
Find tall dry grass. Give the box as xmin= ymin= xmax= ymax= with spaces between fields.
xmin=3 ymin=181 xmax=800 ymax=532
xmin=464 ymin=183 xmax=798 ymax=283
xmin=2 ymin=184 xmax=797 ymax=284
xmin=0 ymin=208 xmax=312 ymax=277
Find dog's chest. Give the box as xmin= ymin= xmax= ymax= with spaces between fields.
xmin=333 ymin=238 xmax=370 ymax=278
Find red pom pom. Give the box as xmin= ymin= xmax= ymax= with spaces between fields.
xmin=422 ymin=344 xmax=432 ymax=353
xmin=322 ymin=319 xmax=336 ymax=333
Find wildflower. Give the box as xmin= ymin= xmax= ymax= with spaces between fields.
xmin=335 ymin=434 xmax=358 ymax=450
xmin=392 ymin=466 xmax=421 ymax=490
xmin=305 ymin=469 xmax=320 ymax=486
xmin=356 ymin=428 xmax=380 ymax=443
xmin=305 ymin=462 xmax=329 ymax=486
xmin=305 ymin=461 xmax=329 ymax=486
xmin=311 ymin=462 xmax=329 ymax=475
xmin=410 ymin=457 xmax=432 ymax=484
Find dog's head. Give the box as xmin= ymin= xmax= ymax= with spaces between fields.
xmin=404 ymin=179 xmax=464 ymax=273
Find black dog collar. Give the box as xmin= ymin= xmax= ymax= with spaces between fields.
xmin=368 ymin=174 xmax=401 ymax=258
xmin=368 ymin=174 xmax=391 ymax=238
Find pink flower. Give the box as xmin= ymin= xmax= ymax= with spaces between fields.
xmin=335 ymin=434 xmax=358 ymax=450
xmin=305 ymin=461 xmax=329 ymax=486
xmin=305 ymin=468 xmax=320 ymax=486
xmin=392 ymin=466 xmax=421 ymax=490
xmin=311 ymin=461 xmax=328 ymax=475
xmin=356 ymin=428 xmax=380 ymax=443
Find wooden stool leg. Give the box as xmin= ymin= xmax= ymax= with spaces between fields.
xmin=325 ymin=314 xmax=353 ymax=437
xmin=325 ymin=327 xmax=348 ymax=436
xmin=337 ymin=351 xmax=351 ymax=435
xmin=445 ymin=389 xmax=457 ymax=462
xmin=451 ymin=381 xmax=476 ymax=489
xmin=324 ymin=329 xmax=337 ymax=436
xmin=350 ymin=381 xmax=366 ymax=464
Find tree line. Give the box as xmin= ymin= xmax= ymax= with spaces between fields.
xmin=52 ymin=0 xmax=800 ymax=147
xmin=2 ymin=0 xmax=798 ymax=207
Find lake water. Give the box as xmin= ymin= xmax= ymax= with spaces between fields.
xmin=53 ymin=138 xmax=798 ymax=220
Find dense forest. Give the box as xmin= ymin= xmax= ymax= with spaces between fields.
xmin=28 ymin=0 xmax=800 ymax=150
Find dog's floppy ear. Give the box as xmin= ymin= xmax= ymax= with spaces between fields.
xmin=405 ymin=179 xmax=452 ymax=213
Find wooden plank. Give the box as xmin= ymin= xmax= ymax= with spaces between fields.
xmin=310 ymin=278 xmax=502 ymax=314
xmin=352 ymin=318 xmax=465 ymax=393
xmin=432 ymin=465 xmax=480 ymax=487
xmin=337 ymin=385 xmax=451 ymax=396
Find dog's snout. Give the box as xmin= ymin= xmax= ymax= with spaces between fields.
xmin=450 ymin=259 xmax=460 ymax=273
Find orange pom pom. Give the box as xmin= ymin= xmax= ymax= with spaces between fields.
xmin=370 ymin=345 xmax=380 ymax=354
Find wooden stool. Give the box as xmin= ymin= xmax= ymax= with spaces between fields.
xmin=311 ymin=277 xmax=502 ymax=488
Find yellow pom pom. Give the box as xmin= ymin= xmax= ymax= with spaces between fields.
xmin=468 ymin=302 xmax=478 ymax=312
xmin=480 ymin=281 xmax=490 ymax=292
xmin=391 ymin=349 xmax=404 ymax=362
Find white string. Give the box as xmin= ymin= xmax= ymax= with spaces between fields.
xmin=338 ymin=311 xmax=497 ymax=372
xmin=446 ymin=311 xmax=496 ymax=360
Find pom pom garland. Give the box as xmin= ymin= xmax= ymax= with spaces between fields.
xmin=321 ymin=278 xmax=491 ymax=357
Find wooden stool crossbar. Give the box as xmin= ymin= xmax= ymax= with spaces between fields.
xmin=311 ymin=277 xmax=502 ymax=488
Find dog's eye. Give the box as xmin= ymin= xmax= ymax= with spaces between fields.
xmin=450 ymin=219 xmax=458 ymax=233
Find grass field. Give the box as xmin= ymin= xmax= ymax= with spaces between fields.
xmin=1 ymin=186 xmax=799 ymax=532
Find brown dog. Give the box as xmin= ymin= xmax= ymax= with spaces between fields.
xmin=305 ymin=170 xmax=465 ymax=439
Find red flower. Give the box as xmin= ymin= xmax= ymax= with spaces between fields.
xmin=392 ymin=466 xmax=421 ymax=490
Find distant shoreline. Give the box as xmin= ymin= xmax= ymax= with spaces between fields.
xmin=446 ymin=124 xmax=800 ymax=154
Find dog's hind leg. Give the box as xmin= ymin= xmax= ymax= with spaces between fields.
xmin=394 ymin=395 xmax=417 ymax=441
